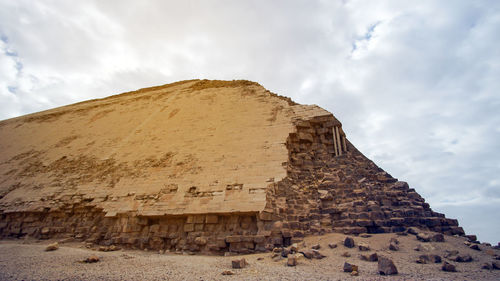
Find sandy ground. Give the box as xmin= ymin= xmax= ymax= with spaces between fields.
xmin=0 ymin=233 xmax=499 ymax=281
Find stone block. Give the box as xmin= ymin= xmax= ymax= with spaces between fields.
xmin=205 ymin=215 xmax=218 ymax=224
xmin=183 ymin=224 xmax=195 ymax=232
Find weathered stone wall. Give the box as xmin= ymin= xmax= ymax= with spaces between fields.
xmin=262 ymin=113 xmax=465 ymax=244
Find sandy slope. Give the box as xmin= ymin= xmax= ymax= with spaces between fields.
xmin=1 ymin=232 xmax=498 ymax=281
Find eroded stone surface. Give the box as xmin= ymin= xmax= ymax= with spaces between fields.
xmin=0 ymin=79 xmax=465 ymax=254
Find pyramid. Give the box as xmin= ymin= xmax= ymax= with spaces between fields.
xmin=0 ymin=79 xmax=464 ymax=254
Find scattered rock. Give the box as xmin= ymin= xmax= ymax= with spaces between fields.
xmin=414 ymin=244 xmax=436 ymax=252
xmin=341 ymin=252 xmax=351 ymax=257
xmin=378 ymin=256 xmax=398 ymax=275
xmin=343 ymin=262 xmax=358 ymax=273
xmin=444 ymin=250 xmax=459 ymax=258
xmin=328 ymin=243 xmax=337 ymax=249
xmin=389 ymin=237 xmax=399 ymax=244
xmin=417 ymin=232 xmax=444 ymax=242
xmin=360 ymin=253 xmax=378 ymax=262
xmin=482 ymin=263 xmax=493 ymax=270
xmin=290 ymin=243 xmax=298 ymax=253
xmin=83 ymin=255 xmax=100 ymax=263
xmin=470 ymin=244 xmax=481 ymax=251
xmin=221 ymin=270 xmax=234 ymax=275
xmin=360 ymin=234 xmax=372 ymax=238
xmin=389 ymin=243 xmax=399 ymax=251
xmin=452 ymin=254 xmax=473 ymax=263
xmin=194 ymin=237 xmax=207 ymax=246
xmin=98 ymin=245 xmax=120 ymax=252
xmin=466 ymin=235 xmax=477 ymax=242
xmin=287 ymin=256 xmax=297 ymax=267
xmin=351 ymin=270 xmax=359 ymax=276
xmin=358 ymin=243 xmax=370 ymax=251
xmin=442 ymin=262 xmax=457 ymax=272
xmin=416 ymin=254 xmax=442 ymax=264
xmin=300 ymin=249 xmax=325 ymax=259
xmin=232 ymin=258 xmax=248 ymax=269
xmin=407 ymin=227 xmax=419 ymax=235
xmin=281 ymin=248 xmax=290 ymax=258
xmin=45 ymin=242 xmax=59 ymax=251
xmin=344 ymin=237 xmax=355 ymax=248
xmin=493 ymin=261 xmax=500 ymax=270
xmin=311 ymin=244 xmax=321 ymax=250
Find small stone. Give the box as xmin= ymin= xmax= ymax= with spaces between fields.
xmin=492 ymin=261 xmax=500 ymax=270
xmin=312 ymin=249 xmax=326 ymax=259
xmin=470 ymin=244 xmax=481 ymax=251
xmin=343 ymin=262 xmax=358 ymax=273
xmin=444 ymin=250 xmax=459 ymax=258
xmin=84 ymin=255 xmax=100 ymax=263
xmin=414 ymin=244 xmax=436 ymax=252
xmin=360 ymin=234 xmax=372 ymax=238
xmin=396 ymin=232 xmax=408 ymax=236
xmin=351 ymin=270 xmax=359 ymax=276
xmin=416 ymin=232 xmax=432 ymax=242
xmin=358 ymin=243 xmax=370 ymax=251
xmin=232 ymin=258 xmax=248 ymax=269
xmin=344 ymin=237 xmax=355 ymax=248
xmin=194 ymin=237 xmax=207 ymax=246
xmin=257 ymin=257 xmax=264 ymax=261
xmin=287 ymin=256 xmax=297 ymax=267
xmin=378 ymin=256 xmax=398 ymax=275
xmin=290 ymin=243 xmax=299 ymax=253
xmin=454 ymin=254 xmax=473 ymax=263
xmin=389 ymin=243 xmax=399 ymax=251
xmin=465 ymin=235 xmax=477 ymax=242
xmin=482 ymin=263 xmax=493 ymax=270
xmin=221 ymin=270 xmax=234 ymax=275
xmin=328 ymin=243 xmax=337 ymax=249
xmin=360 ymin=253 xmax=378 ymax=262
xmin=281 ymin=248 xmax=290 ymax=258
xmin=341 ymin=252 xmax=351 ymax=257
xmin=407 ymin=227 xmax=419 ymax=235
xmin=311 ymin=244 xmax=320 ymax=250
xmin=45 ymin=242 xmax=59 ymax=251
xmin=417 ymin=255 xmax=431 ymax=264
xmin=442 ymin=262 xmax=457 ymax=272
xmin=389 ymin=237 xmax=399 ymax=245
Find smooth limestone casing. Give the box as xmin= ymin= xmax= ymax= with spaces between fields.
xmin=0 ymin=80 xmax=464 ymax=254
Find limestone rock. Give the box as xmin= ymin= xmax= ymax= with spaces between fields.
xmin=232 ymin=258 xmax=248 ymax=269
xmin=343 ymin=262 xmax=358 ymax=273
xmin=45 ymin=242 xmax=59 ymax=251
xmin=358 ymin=243 xmax=370 ymax=251
xmin=84 ymin=255 xmax=100 ymax=263
xmin=378 ymin=256 xmax=398 ymax=275
xmin=442 ymin=262 xmax=457 ymax=272
xmin=328 ymin=243 xmax=337 ymax=249
xmin=344 ymin=237 xmax=355 ymax=248
xmin=360 ymin=253 xmax=378 ymax=262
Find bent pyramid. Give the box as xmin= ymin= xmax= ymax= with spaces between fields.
xmin=0 ymin=80 xmax=464 ymax=253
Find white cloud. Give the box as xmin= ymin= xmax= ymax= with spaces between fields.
xmin=0 ymin=0 xmax=499 ymax=243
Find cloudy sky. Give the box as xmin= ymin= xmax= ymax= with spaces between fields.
xmin=1 ymin=0 xmax=499 ymax=243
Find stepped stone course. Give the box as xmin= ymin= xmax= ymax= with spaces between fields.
xmin=0 ymin=79 xmax=464 ymax=254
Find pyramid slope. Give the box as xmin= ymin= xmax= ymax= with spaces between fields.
xmin=0 ymin=80 xmax=298 ymax=215
xmin=0 ymin=80 xmax=464 ymax=254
